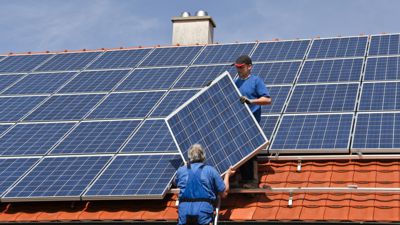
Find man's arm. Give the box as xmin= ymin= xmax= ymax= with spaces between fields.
xmin=219 ymin=167 xmax=235 ymax=198
xmin=249 ymin=96 xmax=272 ymax=105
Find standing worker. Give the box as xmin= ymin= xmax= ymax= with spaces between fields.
xmin=233 ymin=55 xmax=272 ymax=187
xmin=176 ymin=144 xmax=235 ymax=225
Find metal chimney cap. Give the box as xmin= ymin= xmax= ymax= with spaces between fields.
xmin=195 ymin=10 xmax=208 ymax=16
xmin=181 ymin=11 xmax=191 ymax=17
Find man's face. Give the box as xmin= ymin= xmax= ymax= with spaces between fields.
xmin=236 ymin=64 xmax=252 ymax=77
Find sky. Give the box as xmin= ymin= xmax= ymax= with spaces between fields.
xmin=1 ymin=0 xmax=400 ymax=54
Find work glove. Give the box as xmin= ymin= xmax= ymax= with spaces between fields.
xmin=239 ymin=96 xmax=251 ymax=104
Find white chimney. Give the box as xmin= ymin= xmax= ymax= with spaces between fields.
xmin=171 ymin=10 xmax=216 ymax=45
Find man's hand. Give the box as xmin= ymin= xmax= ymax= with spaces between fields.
xmin=239 ymin=96 xmax=252 ymax=104
xmin=226 ymin=166 xmax=236 ymax=177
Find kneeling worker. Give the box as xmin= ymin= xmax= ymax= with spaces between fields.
xmin=176 ymin=144 xmax=235 ymax=225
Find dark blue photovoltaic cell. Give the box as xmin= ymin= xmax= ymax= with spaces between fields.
xmin=88 ymin=49 xmax=151 ymax=69
xmin=58 ymin=70 xmax=129 ymax=93
xmin=167 ymin=74 xmax=268 ymax=174
xmin=4 ymin=156 xmax=111 ymax=200
xmin=122 ymin=120 xmax=178 ymax=153
xmin=25 ymin=94 xmax=104 ymax=121
xmin=271 ymin=114 xmax=353 ymax=151
xmin=4 ymin=72 xmax=76 ymax=95
xmin=150 ymin=90 xmax=198 ymax=117
xmin=299 ymin=59 xmax=363 ymax=83
xmin=116 ymin=67 xmax=184 ymax=91
xmin=286 ymin=83 xmax=358 ymax=113
xmin=260 ymin=115 xmax=279 ymax=140
xmin=36 ymin=52 xmax=101 ymax=71
xmin=262 ymin=86 xmax=291 ymax=114
xmin=84 ymin=154 xmax=182 ymax=198
xmin=88 ymin=92 xmax=165 ymax=119
xmin=51 ymin=120 xmax=140 ymax=154
xmin=308 ymin=37 xmax=368 ymax=59
xmin=193 ymin=43 xmax=255 ymax=65
xmin=173 ymin=65 xmax=237 ymax=89
xmin=140 ymin=46 xmax=202 ymax=67
xmin=364 ymin=57 xmax=400 ymax=81
xmin=0 ymin=125 xmax=12 ymax=136
xmin=369 ymin=34 xmax=400 ymax=56
xmin=0 ymin=158 xmax=39 ymax=197
xmin=353 ymin=113 xmax=400 ymax=150
xmin=0 ymin=123 xmax=75 ymax=156
xmin=0 ymin=96 xmax=46 ymax=122
xmin=359 ymin=82 xmax=400 ymax=111
xmin=0 ymin=54 xmax=51 ymax=73
xmin=252 ymin=62 xmax=301 ymax=85
xmin=252 ymin=40 xmax=310 ymax=62
xmin=0 ymin=75 xmax=23 ymax=93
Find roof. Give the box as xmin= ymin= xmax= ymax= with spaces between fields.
xmin=1 ymin=158 xmax=399 ymax=223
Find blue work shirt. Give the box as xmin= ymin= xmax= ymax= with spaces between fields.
xmin=235 ymin=75 xmax=270 ymax=123
xmin=176 ymin=163 xmax=225 ymax=225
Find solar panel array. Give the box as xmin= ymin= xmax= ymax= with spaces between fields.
xmin=1 ymin=33 xmax=400 ymax=202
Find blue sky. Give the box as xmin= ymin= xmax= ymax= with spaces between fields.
xmin=1 ymin=0 xmax=399 ymax=54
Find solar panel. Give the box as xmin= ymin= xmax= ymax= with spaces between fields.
xmin=193 ymin=43 xmax=255 ymax=65
xmin=308 ymin=36 xmax=368 ymax=59
xmin=121 ymin=120 xmax=178 ymax=153
xmin=25 ymin=94 xmax=104 ymax=121
xmin=286 ymin=83 xmax=359 ymax=113
xmin=36 ymin=52 xmax=101 ymax=72
xmin=3 ymin=72 xmax=76 ymax=95
xmin=262 ymin=86 xmax=291 ymax=114
xmin=0 ymin=122 xmax=75 ymax=156
xmin=298 ymin=58 xmax=363 ymax=83
xmin=0 ymin=125 xmax=12 ymax=136
xmin=3 ymin=155 xmax=112 ymax=202
xmin=252 ymin=62 xmax=301 ymax=85
xmin=0 ymin=54 xmax=51 ymax=73
xmin=359 ymin=82 xmax=400 ymax=111
xmin=0 ymin=74 xmax=23 ymax=93
xmin=259 ymin=115 xmax=280 ymax=140
xmin=364 ymin=56 xmax=400 ymax=81
xmin=83 ymin=154 xmax=182 ymax=200
xmin=88 ymin=91 xmax=165 ymax=119
xmin=270 ymin=113 xmax=353 ymax=153
xmin=116 ymin=67 xmax=184 ymax=91
xmin=87 ymin=48 xmax=151 ymax=69
xmin=0 ymin=157 xmax=39 ymax=197
xmin=139 ymin=46 xmax=202 ymax=67
xmin=167 ymin=72 xmax=269 ymax=174
xmin=352 ymin=113 xmax=400 ymax=152
xmin=369 ymin=34 xmax=400 ymax=56
xmin=150 ymin=90 xmax=198 ymax=118
xmin=251 ymin=40 xmax=310 ymax=62
xmin=58 ymin=70 xmax=129 ymax=93
xmin=50 ymin=120 xmax=141 ymax=154
xmin=172 ymin=65 xmax=237 ymax=89
xmin=0 ymin=96 xmax=47 ymax=122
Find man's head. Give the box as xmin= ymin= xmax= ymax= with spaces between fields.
xmin=232 ymin=55 xmax=252 ymax=78
xmin=188 ymin=144 xmax=206 ymax=163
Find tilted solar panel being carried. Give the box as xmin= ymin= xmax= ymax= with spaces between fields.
xmin=352 ymin=112 xmax=400 ymax=153
xmin=359 ymin=82 xmax=400 ymax=111
xmin=251 ymin=40 xmax=310 ymax=62
xmin=307 ymin=36 xmax=368 ymax=59
xmin=298 ymin=58 xmax=363 ymax=83
xmin=0 ymin=96 xmax=47 ymax=122
xmin=0 ymin=74 xmax=24 ymax=93
xmin=0 ymin=54 xmax=52 ymax=73
xmin=35 ymin=52 xmax=101 ymax=72
xmin=364 ymin=56 xmax=400 ymax=81
xmin=193 ymin=43 xmax=255 ymax=65
xmin=369 ymin=34 xmax=400 ymax=56
xmin=252 ymin=61 xmax=301 ymax=85
xmin=150 ymin=90 xmax=199 ymax=118
xmin=116 ymin=67 xmax=185 ymax=91
xmin=139 ymin=46 xmax=202 ymax=67
xmin=167 ymin=72 xmax=269 ymax=174
xmin=0 ymin=122 xmax=75 ymax=156
xmin=3 ymin=155 xmax=112 ymax=202
xmin=285 ymin=83 xmax=359 ymax=113
xmin=270 ymin=113 xmax=353 ymax=153
xmin=87 ymin=48 xmax=152 ymax=69
xmin=262 ymin=85 xmax=291 ymax=114
xmin=83 ymin=154 xmax=182 ymax=200
xmin=3 ymin=72 xmax=76 ymax=95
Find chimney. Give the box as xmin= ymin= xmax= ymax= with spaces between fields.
xmin=171 ymin=10 xmax=216 ymax=45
